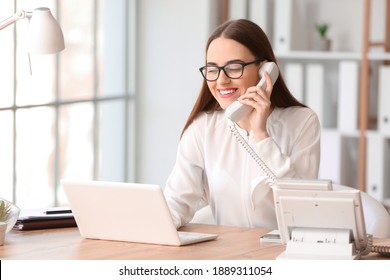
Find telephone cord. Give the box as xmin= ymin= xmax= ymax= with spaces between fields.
xmin=357 ymin=234 xmax=373 ymax=256
xmin=229 ymin=122 xmax=277 ymax=182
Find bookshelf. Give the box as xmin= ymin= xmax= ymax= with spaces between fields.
xmin=226 ymin=0 xmax=390 ymax=201
xmin=358 ymin=0 xmax=390 ymax=200
xmin=277 ymin=0 xmax=390 ymax=199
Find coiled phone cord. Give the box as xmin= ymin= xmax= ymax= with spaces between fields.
xmin=358 ymin=234 xmax=373 ymax=256
xmin=229 ymin=122 xmax=277 ymax=182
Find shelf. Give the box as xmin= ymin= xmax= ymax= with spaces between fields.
xmin=276 ymin=51 xmax=361 ymax=60
xmin=276 ymin=51 xmax=390 ymax=61
xmin=322 ymin=128 xmax=360 ymax=138
xmin=321 ymin=127 xmax=390 ymax=139
xmin=366 ymin=130 xmax=390 ymax=139
xmin=367 ymin=52 xmax=390 ymax=61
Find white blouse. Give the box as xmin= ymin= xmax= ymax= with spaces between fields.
xmin=164 ymin=106 xmax=321 ymax=229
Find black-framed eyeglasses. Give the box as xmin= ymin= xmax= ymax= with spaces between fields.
xmin=199 ymin=59 xmax=261 ymax=82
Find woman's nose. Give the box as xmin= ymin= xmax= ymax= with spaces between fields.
xmin=216 ymin=70 xmax=230 ymax=84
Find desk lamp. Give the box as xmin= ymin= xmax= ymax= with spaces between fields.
xmin=0 ymin=7 xmax=65 ymax=54
xmin=0 ymin=7 xmax=64 ymax=243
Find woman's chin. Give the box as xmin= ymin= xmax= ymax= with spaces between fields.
xmin=221 ymin=101 xmax=235 ymax=110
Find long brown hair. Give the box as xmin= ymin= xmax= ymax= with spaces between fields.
xmin=181 ymin=19 xmax=305 ymax=137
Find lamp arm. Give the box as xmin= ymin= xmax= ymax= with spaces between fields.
xmin=0 ymin=10 xmax=33 ymax=31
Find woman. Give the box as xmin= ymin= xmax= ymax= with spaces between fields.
xmin=164 ymin=19 xmax=320 ymax=229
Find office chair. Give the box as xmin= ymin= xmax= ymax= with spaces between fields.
xmin=334 ymin=185 xmax=390 ymax=238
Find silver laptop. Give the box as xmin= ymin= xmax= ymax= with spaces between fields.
xmin=61 ymin=180 xmax=218 ymax=246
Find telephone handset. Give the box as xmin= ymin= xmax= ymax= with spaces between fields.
xmin=227 ymin=62 xmax=279 ymax=181
xmin=225 ymin=61 xmax=279 ymax=122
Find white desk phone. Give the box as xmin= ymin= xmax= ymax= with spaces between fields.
xmin=224 ymin=62 xmax=373 ymax=260
xmin=272 ymin=179 xmax=372 ymax=260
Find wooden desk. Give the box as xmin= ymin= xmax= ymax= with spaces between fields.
xmin=0 ymin=224 xmax=388 ymax=260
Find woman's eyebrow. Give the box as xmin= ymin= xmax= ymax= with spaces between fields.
xmin=226 ymin=59 xmax=245 ymax=64
xmin=206 ymin=59 xmax=244 ymax=66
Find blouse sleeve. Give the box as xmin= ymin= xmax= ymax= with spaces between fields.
xmin=252 ymin=108 xmax=321 ymax=182
xmin=163 ymin=121 xmax=207 ymax=228
xmin=247 ymin=108 xmax=321 ymax=208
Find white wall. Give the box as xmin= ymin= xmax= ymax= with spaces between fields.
xmin=135 ymin=0 xmax=216 ymax=186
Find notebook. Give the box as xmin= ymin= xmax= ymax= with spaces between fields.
xmin=61 ymin=180 xmax=218 ymax=246
xmin=14 ymin=207 xmax=76 ymax=231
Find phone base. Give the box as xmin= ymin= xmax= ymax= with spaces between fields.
xmin=276 ymin=228 xmax=361 ymax=260
xmin=276 ymin=252 xmax=360 ymax=260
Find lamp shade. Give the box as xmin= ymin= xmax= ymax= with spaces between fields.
xmin=27 ymin=7 xmax=65 ymax=54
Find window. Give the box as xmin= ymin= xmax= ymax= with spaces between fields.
xmin=0 ymin=0 xmax=136 ymax=209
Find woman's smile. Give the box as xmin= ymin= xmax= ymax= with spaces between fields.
xmin=218 ymin=88 xmax=238 ymax=98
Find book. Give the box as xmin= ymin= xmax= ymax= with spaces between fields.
xmin=285 ymin=63 xmax=304 ymax=102
xmin=378 ymin=65 xmax=390 ymax=135
xmin=366 ymin=132 xmax=390 ymax=201
xmin=305 ymin=64 xmax=325 ymax=125
xmin=14 ymin=217 xmax=77 ymax=231
xmin=12 ymin=207 xmax=77 ymax=231
xmin=273 ymin=0 xmax=307 ymax=51
xmin=318 ymin=129 xmax=341 ymax=183
xmin=249 ymin=0 xmax=272 ymax=35
xmin=337 ymin=61 xmax=359 ymax=132
xmin=274 ymin=0 xmax=293 ymax=51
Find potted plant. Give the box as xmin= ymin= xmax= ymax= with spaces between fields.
xmin=0 ymin=198 xmax=20 ymax=245
xmin=314 ymin=23 xmax=331 ymax=51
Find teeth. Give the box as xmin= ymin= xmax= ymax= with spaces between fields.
xmin=220 ymin=89 xmax=235 ymax=95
